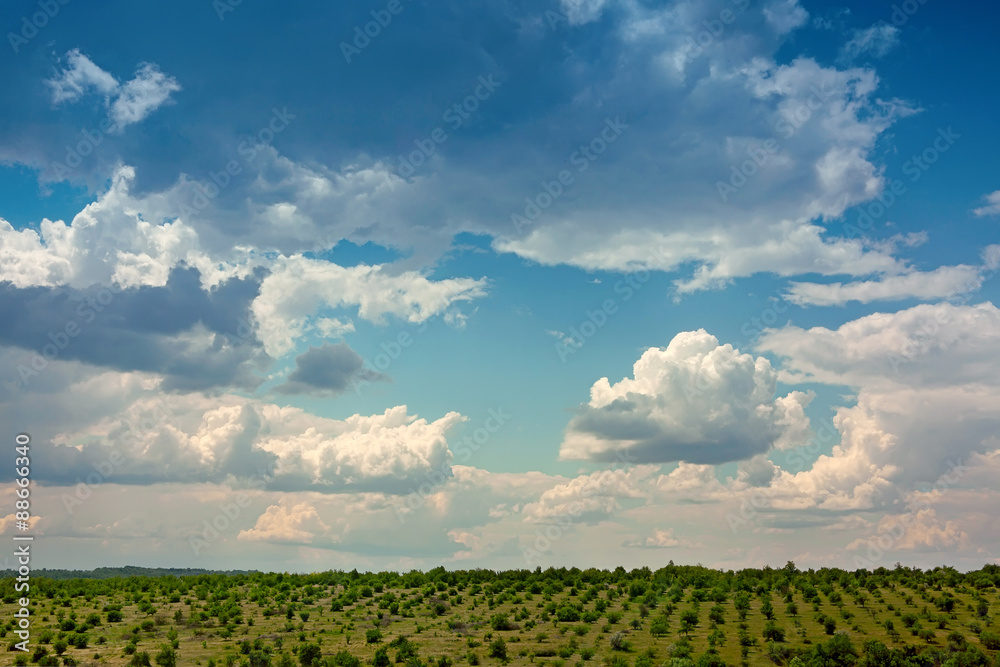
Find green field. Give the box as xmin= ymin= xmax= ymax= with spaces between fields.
xmin=2 ymin=564 xmax=998 ymax=667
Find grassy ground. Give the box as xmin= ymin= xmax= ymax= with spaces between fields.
xmin=0 ymin=573 xmax=997 ymax=667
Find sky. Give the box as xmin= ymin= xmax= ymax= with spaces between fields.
xmin=1 ymin=0 xmax=999 ymax=574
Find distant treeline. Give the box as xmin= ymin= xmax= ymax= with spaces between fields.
xmin=0 ymin=562 xmax=998 ymax=592
xmin=0 ymin=566 xmax=256 ymax=580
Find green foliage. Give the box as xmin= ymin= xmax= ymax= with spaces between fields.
xmin=298 ymin=644 xmax=323 ymax=667
xmin=488 ymin=637 xmax=507 ymax=661
xmin=490 ymin=613 xmax=513 ymax=631
xmin=679 ymin=610 xmax=699 ymax=636
xmin=978 ymin=630 xmax=1000 ymax=650
xmin=7 ymin=564 xmax=1000 ymax=667
xmin=649 ymin=615 xmax=670 ymax=638
xmin=609 ymin=632 xmax=629 ymax=652
xmin=556 ymin=607 xmax=581 ymax=623
xmin=154 ymin=645 xmax=177 ymax=667
xmin=762 ymin=621 xmax=785 ymax=643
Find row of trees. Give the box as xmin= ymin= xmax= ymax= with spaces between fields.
xmin=6 ymin=563 xmax=997 ymax=607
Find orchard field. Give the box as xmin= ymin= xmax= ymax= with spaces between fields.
xmin=1 ymin=564 xmax=998 ymax=667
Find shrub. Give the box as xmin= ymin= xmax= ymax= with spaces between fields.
xmin=373 ymin=648 xmax=391 ymax=667
xmin=609 ymin=633 xmax=629 ymax=652
xmin=330 ymin=652 xmax=362 ymax=667
xmin=762 ymin=622 xmax=785 ymax=643
xmin=367 ymin=629 xmax=384 ymax=644
xmin=556 ymin=608 xmax=581 ymax=623
xmin=154 ymin=646 xmax=177 ymax=667
xmin=490 ymin=614 xmax=513 ymax=631
xmin=298 ymin=644 xmax=323 ymax=667
xmin=488 ymin=637 xmax=507 ymax=661
xmin=649 ymin=616 xmax=669 ymax=638
xmin=978 ymin=631 xmax=1000 ymax=650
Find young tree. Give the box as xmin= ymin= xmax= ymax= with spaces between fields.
xmin=649 ymin=615 xmax=669 ymax=638
xmin=761 ymin=622 xmax=785 ymax=643
xmin=154 ymin=646 xmax=177 ymax=667
xmin=679 ymin=610 xmax=699 ymax=636
xmin=488 ymin=637 xmax=507 ymax=662
xmin=297 ymin=644 xmax=322 ymax=667
xmin=373 ymin=647 xmax=390 ymax=667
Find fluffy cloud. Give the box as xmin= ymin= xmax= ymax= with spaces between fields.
xmin=9 ymin=1 xmax=928 ymax=303
xmin=47 ymin=50 xmax=180 ymax=132
xmin=559 ymin=330 xmax=812 ymax=464
xmin=239 ymin=499 xmax=339 ymax=545
xmin=758 ymin=303 xmax=1000 ymax=511
xmin=12 ymin=386 xmax=467 ymax=494
xmin=492 ymin=42 xmax=916 ymax=291
xmin=251 ymin=255 xmax=487 ymax=357
xmin=520 ymin=465 xmax=657 ymax=524
xmin=0 ymin=165 xmax=488 ymax=373
xmin=758 ymin=302 xmax=1000 ymax=388
xmin=0 ymin=167 xmax=243 ymax=290
xmin=108 ymin=64 xmax=183 ymax=131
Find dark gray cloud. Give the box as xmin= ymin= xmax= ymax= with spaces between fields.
xmin=0 ymin=264 xmax=269 ymax=392
xmin=275 ymin=342 xmax=388 ymax=396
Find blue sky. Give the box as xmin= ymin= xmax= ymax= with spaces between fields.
xmin=1 ymin=0 xmax=999 ymax=572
